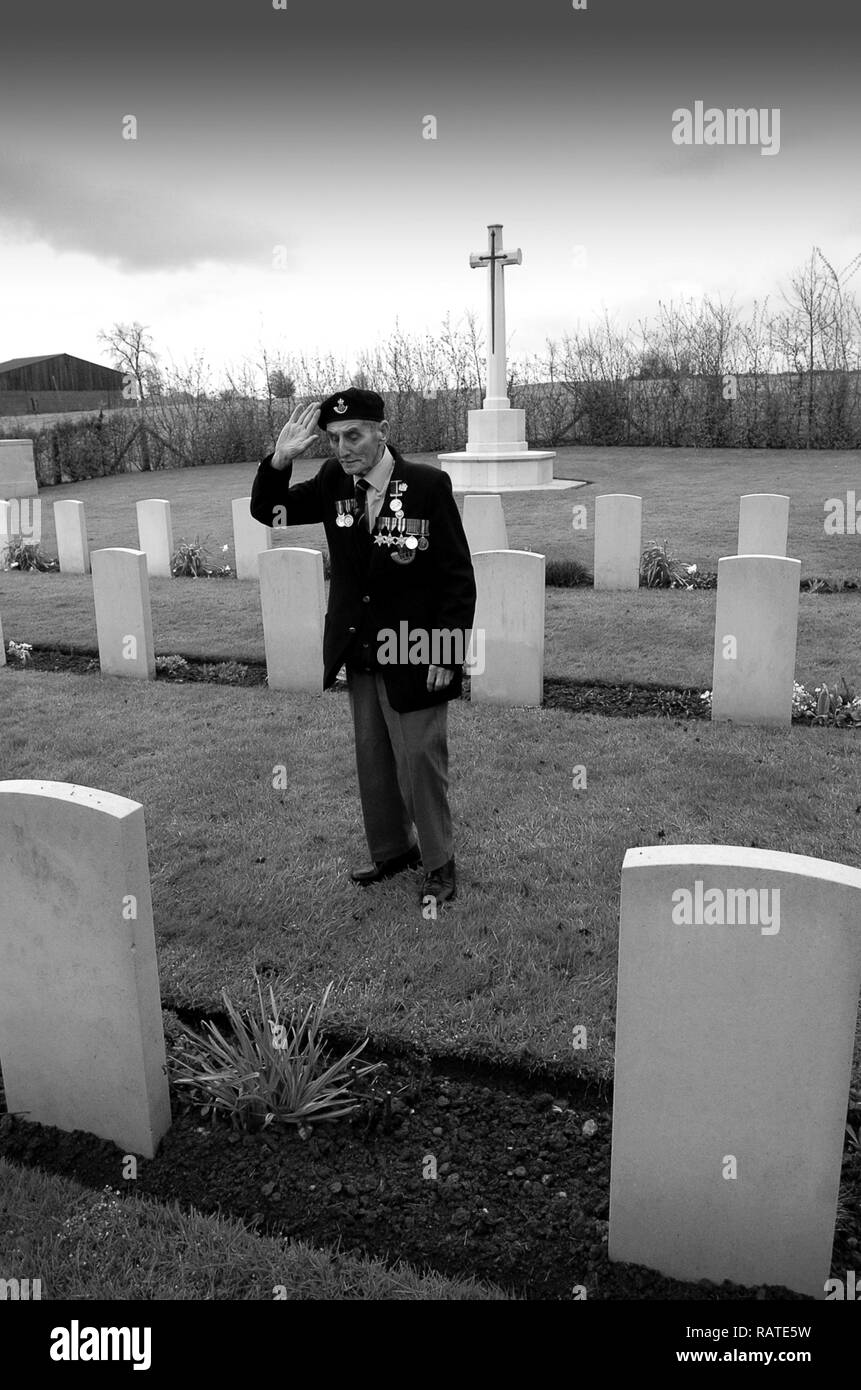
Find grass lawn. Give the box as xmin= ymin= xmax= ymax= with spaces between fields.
xmin=2 ymin=447 xmax=860 ymax=1299
xmin=2 ymin=578 xmax=860 ymax=693
xmin=2 ymin=447 xmax=861 ymax=1084
xmin=4 ymin=445 xmax=860 ymax=692
xmin=8 ymin=445 xmax=861 ymax=578
xmin=0 ymin=1158 xmax=511 ymax=1299
xmin=2 ymin=669 xmax=859 ymax=1086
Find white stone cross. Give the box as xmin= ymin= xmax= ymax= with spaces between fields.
xmin=469 ymin=224 xmax=522 ymax=411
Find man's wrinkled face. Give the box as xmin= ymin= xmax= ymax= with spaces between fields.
xmin=327 ymin=418 xmax=389 ymax=476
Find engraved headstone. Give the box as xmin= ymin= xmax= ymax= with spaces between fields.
xmin=136 ymin=499 xmax=174 ymax=579
xmin=53 ymin=500 xmax=90 ymax=574
xmin=711 ymin=555 xmax=800 ymax=727
xmin=738 ymin=494 xmax=789 ymax=557
xmin=609 ymin=843 xmax=861 ymax=1298
xmin=0 ymin=780 xmax=172 ymax=1157
xmin=258 ymin=547 xmax=325 ymax=694
xmin=463 ymin=495 xmax=509 ymax=554
xmin=594 ymin=494 xmax=642 ymax=591
xmin=469 ymin=550 xmax=545 ymax=706
xmin=232 ymin=497 xmax=273 ymax=580
xmin=91 ymin=548 xmax=155 ymax=679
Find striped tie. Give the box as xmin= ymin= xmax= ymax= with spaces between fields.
xmin=354 ymin=476 xmax=371 ymax=531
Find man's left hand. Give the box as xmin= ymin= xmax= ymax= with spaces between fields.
xmin=427 ymin=664 xmax=454 ymax=693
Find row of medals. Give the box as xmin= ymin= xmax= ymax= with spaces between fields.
xmin=333 ymin=480 xmax=429 ymax=560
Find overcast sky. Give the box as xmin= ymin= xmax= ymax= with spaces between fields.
xmin=1 ymin=0 xmax=858 ymax=385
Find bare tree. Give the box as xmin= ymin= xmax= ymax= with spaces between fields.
xmin=97 ymin=321 xmax=159 ymax=401
xmin=96 ymin=321 xmax=160 ymax=469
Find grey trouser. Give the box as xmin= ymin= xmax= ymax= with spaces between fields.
xmin=346 ymin=669 xmax=453 ymax=871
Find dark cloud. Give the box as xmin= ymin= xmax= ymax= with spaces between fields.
xmin=0 ymin=154 xmax=280 ymax=270
xmin=2 ymin=0 xmax=857 ymax=66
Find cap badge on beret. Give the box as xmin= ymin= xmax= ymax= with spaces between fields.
xmin=318 ymin=386 xmax=386 ymax=429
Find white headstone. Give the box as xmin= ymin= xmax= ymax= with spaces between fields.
xmin=259 ymin=547 xmax=325 ymax=694
xmin=0 ymin=500 xmax=13 ymax=562
xmin=0 ymin=607 xmax=5 ymax=666
xmin=463 ymin=495 xmax=509 ymax=554
xmin=136 ymin=499 xmax=174 ymax=579
xmin=609 ymin=843 xmax=861 ymax=1298
xmin=53 ymin=500 xmax=91 ymax=574
xmin=594 ymin=494 xmax=642 ymax=590
xmin=469 ymin=550 xmax=545 ymax=706
xmin=233 ymin=497 xmax=273 ymax=580
xmin=91 ymin=548 xmax=155 ymax=679
xmin=738 ymin=494 xmax=789 ymax=556
xmin=711 ymin=555 xmax=800 ymax=727
xmin=0 ymin=780 xmax=172 ymax=1157
xmin=0 ymin=439 xmax=38 ymax=498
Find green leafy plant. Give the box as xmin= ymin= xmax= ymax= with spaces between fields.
xmin=2 ymin=540 xmax=58 ymax=572
xmin=701 ymin=679 xmax=861 ymax=728
xmin=546 ymin=557 xmax=593 ymax=588
xmin=811 ymin=677 xmax=861 ymax=727
xmin=170 ymin=977 xmax=384 ymax=1131
xmin=6 ymin=640 xmax=33 ymax=665
xmin=803 ymin=577 xmax=861 ymax=593
xmin=198 ymin=660 xmax=250 ymax=683
xmin=792 ymin=681 xmax=816 ymax=718
xmin=155 ymin=654 xmax=190 ymax=678
xmin=640 ymin=540 xmax=695 ymax=589
xmin=171 ymin=535 xmax=232 ymax=578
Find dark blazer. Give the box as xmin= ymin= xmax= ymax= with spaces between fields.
xmin=249 ymin=443 xmax=477 ymax=713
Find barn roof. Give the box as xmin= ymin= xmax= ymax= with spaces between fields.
xmin=0 ymin=355 xmax=66 ymax=373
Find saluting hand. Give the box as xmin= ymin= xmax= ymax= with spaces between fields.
xmin=271 ymin=402 xmax=322 ymax=469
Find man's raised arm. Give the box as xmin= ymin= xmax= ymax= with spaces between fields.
xmin=250 ymin=401 xmax=325 ymax=527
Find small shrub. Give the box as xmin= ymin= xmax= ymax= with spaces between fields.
xmin=701 ymin=678 xmax=861 ymax=727
xmin=170 ymin=976 xmax=384 ymax=1132
xmin=171 ymin=536 xmax=232 ymax=578
xmin=198 ymin=660 xmax=249 ymax=684
xmin=2 ymin=541 xmax=58 ymax=572
xmin=802 ymin=576 xmax=861 ymax=593
xmin=792 ymin=682 xmax=816 ymax=718
xmin=687 ymin=570 xmax=717 ymax=590
xmin=6 ymin=640 xmax=34 ymax=665
xmin=155 ymin=654 xmax=190 ymax=678
xmin=640 ymin=540 xmax=694 ymax=589
xmin=810 ymin=677 xmax=861 ymax=727
xmin=546 ymin=557 xmax=593 ymax=587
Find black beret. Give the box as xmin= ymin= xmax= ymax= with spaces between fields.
xmin=318 ymin=387 xmax=386 ymax=431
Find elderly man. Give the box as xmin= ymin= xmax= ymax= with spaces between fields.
xmin=250 ymin=388 xmax=476 ymax=907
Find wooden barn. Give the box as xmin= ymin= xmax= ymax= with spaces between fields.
xmin=0 ymin=353 xmax=129 ymax=417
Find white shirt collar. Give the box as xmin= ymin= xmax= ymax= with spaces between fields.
xmin=358 ymin=445 xmax=394 ymax=496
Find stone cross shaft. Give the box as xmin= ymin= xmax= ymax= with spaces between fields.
xmin=469 ymin=224 xmax=522 ymax=411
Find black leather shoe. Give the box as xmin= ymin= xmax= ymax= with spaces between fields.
xmin=419 ymin=856 xmax=457 ymax=904
xmin=350 ymin=845 xmax=422 ymax=886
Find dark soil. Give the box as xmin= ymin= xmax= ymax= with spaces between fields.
xmin=0 ymin=645 xmax=723 ymax=722
xmin=2 ymin=1025 xmax=858 ymax=1300
xmin=10 ymin=646 xmax=857 ymax=726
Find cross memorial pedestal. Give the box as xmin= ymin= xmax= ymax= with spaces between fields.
xmin=469 ymin=225 xmax=522 ymax=412
xmin=438 ymin=224 xmax=569 ymax=493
